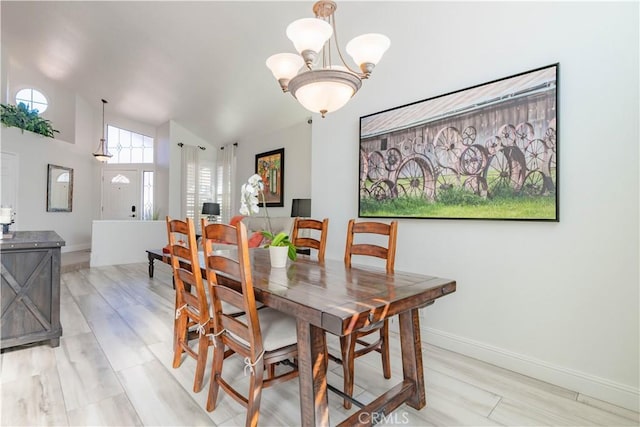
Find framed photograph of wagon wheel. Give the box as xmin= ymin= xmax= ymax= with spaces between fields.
xmin=358 ymin=63 xmax=558 ymax=221
xmin=255 ymin=148 xmax=284 ymax=207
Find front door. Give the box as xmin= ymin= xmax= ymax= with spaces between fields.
xmin=102 ymin=169 xmax=139 ymax=220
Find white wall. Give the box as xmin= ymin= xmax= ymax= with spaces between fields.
xmin=312 ymin=1 xmax=639 ymax=410
xmin=90 ymin=220 xmax=167 ymax=266
xmin=1 ymin=127 xmax=94 ymax=252
xmin=155 ymin=121 xmax=170 ymax=220
xmin=236 ymin=120 xmax=312 ymax=218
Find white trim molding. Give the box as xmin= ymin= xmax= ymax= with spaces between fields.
xmin=423 ymin=326 xmax=639 ymax=412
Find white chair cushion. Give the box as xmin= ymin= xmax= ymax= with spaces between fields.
xmin=232 ymin=307 xmax=297 ymax=352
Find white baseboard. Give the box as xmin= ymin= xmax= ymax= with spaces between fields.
xmin=422 ymin=326 xmax=639 ymax=413
xmin=61 ymin=243 xmax=91 ymax=253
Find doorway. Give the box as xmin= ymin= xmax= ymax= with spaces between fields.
xmin=102 ymin=169 xmax=140 ymax=220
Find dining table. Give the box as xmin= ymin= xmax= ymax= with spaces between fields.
xmin=148 ymin=246 xmax=456 ymax=426
xmin=244 ymin=249 xmax=456 ymax=427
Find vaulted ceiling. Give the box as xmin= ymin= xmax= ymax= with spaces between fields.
xmin=1 ymin=1 xmax=391 ymax=144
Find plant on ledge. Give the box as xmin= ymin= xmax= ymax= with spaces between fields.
xmin=240 ymin=173 xmax=297 ymax=261
xmin=1 ymin=102 xmax=59 ymax=138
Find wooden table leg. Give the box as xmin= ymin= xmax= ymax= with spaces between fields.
xmin=398 ymin=308 xmax=426 ymax=409
xmin=296 ymin=319 xmax=329 ymax=427
xmin=147 ymin=252 xmax=155 ymax=278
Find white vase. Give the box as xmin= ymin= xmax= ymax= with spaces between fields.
xmin=269 ymin=246 xmax=288 ymax=268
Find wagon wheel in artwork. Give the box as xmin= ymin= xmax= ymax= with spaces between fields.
xmin=359 ymin=186 xmax=372 ymax=200
xmin=433 ymin=126 xmax=464 ymax=170
xmin=413 ymin=136 xmax=429 ymax=155
xmin=520 ymin=170 xmax=546 ymax=196
xmin=485 ymin=135 xmax=502 ymax=156
xmin=462 ymin=126 xmax=477 ymax=146
xmin=401 ymin=138 xmax=414 ymax=157
xmin=463 ymin=175 xmax=488 ymax=198
xmin=369 ymin=179 xmax=397 ymax=201
xmin=435 ymin=167 xmax=461 ymax=195
xmin=523 ymin=139 xmax=548 ymax=173
xmin=392 ymin=154 xmax=436 ymax=200
xmin=515 ymin=122 xmax=535 ymax=152
xmin=545 ymin=118 xmax=557 ymax=151
xmin=498 ymin=124 xmax=517 ymax=146
xmin=384 ymin=147 xmax=403 ymax=171
xmin=483 ymin=146 xmax=526 ymax=197
xmin=459 ymin=144 xmax=489 ymax=176
xmin=544 ymin=150 xmax=557 ymax=194
xmin=367 ymin=150 xmax=387 ymax=181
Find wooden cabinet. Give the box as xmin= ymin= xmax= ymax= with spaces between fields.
xmin=1 ymin=231 xmax=65 ymax=349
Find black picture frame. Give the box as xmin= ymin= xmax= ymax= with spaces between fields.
xmin=255 ymin=148 xmax=285 ymax=207
xmin=358 ymin=63 xmax=559 ymax=221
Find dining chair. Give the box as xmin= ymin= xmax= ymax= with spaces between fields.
xmin=201 ymin=219 xmax=298 ymax=427
xmin=339 ymin=218 xmax=398 ymax=409
xmin=165 ymin=216 xmax=212 ymax=393
xmin=291 ymin=217 xmax=329 ymax=262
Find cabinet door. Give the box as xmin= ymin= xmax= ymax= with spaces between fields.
xmin=1 ymin=248 xmax=58 ymax=346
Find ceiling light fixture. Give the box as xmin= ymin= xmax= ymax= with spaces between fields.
xmin=93 ymin=99 xmax=112 ymax=162
xmin=266 ymin=0 xmax=390 ymax=118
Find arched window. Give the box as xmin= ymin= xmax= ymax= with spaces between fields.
xmin=15 ymin=88 xmax=48 ymax=113
xmin=111 ymin=174 xmax=131 ymax=184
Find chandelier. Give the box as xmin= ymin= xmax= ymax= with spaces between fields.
xmin=93 ymin=98 xmax=112 ymax=162
xmin=266 ymin=0 xmax=390 ymax=118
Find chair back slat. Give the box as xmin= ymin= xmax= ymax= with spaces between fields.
xmin=206 ymin=256 xmax=243 ymax=281
xmin=291 ymin=217 xmax=329 ymax=262
xmin=349 ymin=244 xmax=389 ymax=260
xmin=215 ymin=284 xmax=246 ymax=312
xmin=344 ymin=219 xmax=398 ymax=273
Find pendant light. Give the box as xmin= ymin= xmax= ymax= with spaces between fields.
xmin=93 ymin=99 xmax=112 ymax=162
xmin=266 ymin=0 xmax=390 ymax=118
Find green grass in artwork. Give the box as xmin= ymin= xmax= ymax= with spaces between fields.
xmin=360 ymin=192 xmax=556 ymax=220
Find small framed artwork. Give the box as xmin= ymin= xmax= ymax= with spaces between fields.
xmin=358 ymin=63 xmax=558 ymax=221
xmin=255 ymin=148 xmax=285 ymax=207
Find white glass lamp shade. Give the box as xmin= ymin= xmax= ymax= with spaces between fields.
xmin=286 ymin=18 xmax=333 ymax=55
xmin=346 ymin=33 xmax=391 ymax=68
xmin=288 ymin=69 xmax=362 ymax=117
xmin=266 ymin=53 xmax=304 ymax=81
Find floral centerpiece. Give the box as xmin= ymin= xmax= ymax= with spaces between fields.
xmin=240 ymin=174 xmax=297 ymax=261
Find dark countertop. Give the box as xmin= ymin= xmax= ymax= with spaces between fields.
xmin=0 ymin=230 xmax=66 ymax=250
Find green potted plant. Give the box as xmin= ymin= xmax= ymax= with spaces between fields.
xmin=259 ymin=230 xmax=297 ymax=263
xmin=1 ymin=102 xmax=59 ymax=138
xmin=240 ymin=174 xmax=297 ymax=267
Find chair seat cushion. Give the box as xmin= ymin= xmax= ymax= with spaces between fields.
xmin=233 ymin=308 xmax=297 ymax=352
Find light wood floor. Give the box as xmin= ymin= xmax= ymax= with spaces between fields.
xmin=1 ymin=262 xmax=638 ymax=426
